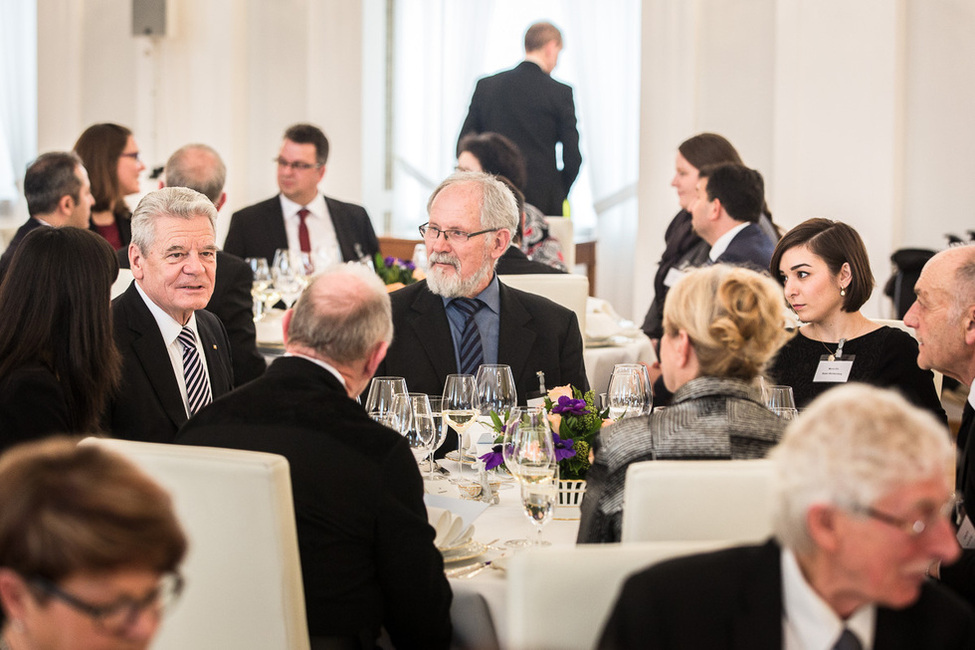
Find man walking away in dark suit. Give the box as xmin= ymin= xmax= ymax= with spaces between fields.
xmin=223 ymin=123 xmax=379 ymax=269
xmin=0 ymin=151 xmax=95 ymax=279
xmin=106 ymin=187 xmax=234 ymax=443
xmin=458 ymin=22 xmax=582 ymax=217
xmin=600 ymin=384 xmax=975 ymax=650
xmin=905 ymin=244 xmax=975 ymax=606
xmin=178 ymin=263 xmax=452 ymax=649
xmin=149 ymin=143 xmax=264 ymax=385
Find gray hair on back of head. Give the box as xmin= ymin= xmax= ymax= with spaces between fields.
xmin=287 ymin=262 xmax=393 ymax=364
xmin=130 ymin=187 xmax=217 ymax=254
xmin=164 ymin=144 xmax=226 ymax=205
xmin=769 ymin=384 xmax=953 ymax=555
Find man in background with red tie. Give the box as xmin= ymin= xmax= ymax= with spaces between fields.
xmin=904 ymin=244 xmax=975 ymax=604
xmin=223 ymin=123 xmax=379 ymax=269
xmin=105 ymin=187 xmax=234 ymax=443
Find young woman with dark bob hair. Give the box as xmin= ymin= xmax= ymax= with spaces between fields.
xmin=0 ymin=227 xmax=122 ymax=448
xmin=768 ymin=217 xmax=944 ymax=420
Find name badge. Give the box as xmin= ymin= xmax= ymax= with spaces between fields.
xmin=813 ymin=355 xmax=855 ymax=383
xmin=958 ymin=514 xmax=975 ymax=549
xmin=664 ymin=267 xmax=687 ymax=288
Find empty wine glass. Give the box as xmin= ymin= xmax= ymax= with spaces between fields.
xmin=272 ymin=248 xmax=304 ymax=308
xmin=474 ymin=364 xmax=517 ymax=418
xmin=607 ymin=364 xmax=652 ymax=420
xmin=764 ymin=384 xmax=799 ymax=420
xmin=364 ymin=376 xmax=408 ymax=424
xmin=426 ymin=396 xmax=447 ymax=481
xmin=388 ymin=393 xmax=436 ymax=469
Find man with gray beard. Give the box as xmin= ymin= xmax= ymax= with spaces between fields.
xmin=377 ymin=171 xmax=587 ymax=450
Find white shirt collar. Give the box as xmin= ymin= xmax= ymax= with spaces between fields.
xmin=284 ymin=352 xmax=347 ymax=390
xmin=279 ymin=193 xmax=327 ymax=220
xmin=781 ymin=547 xmax=876 ymax=650
xmin=709 ymin=222 xmax=750 ymax=262
xmin=134 ymin=281 xmax=199 ymax=344
xmin=967 ymin=383 xmax=975 ymax=411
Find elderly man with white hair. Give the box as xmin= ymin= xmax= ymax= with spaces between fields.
xmin=598 ymin=384 xmax=975 ymax=649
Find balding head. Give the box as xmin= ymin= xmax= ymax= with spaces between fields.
xmin=164 ymin=144 xmax=227 ymax=208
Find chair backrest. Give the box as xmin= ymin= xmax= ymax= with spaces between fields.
xmin=505 ymin=540 xmax=729 ymax=650
xmin=111 ymin=268 xmax=133 ymax=299
xmin=500 ymin=273 xmax=589 ymax=334
xmin=872 ymin=318 xmax=943 ymax=396
xmin=621 ymin=459 xmax=775 ymax=543
xmin=80 ymin=438 xmax=310 ymax=650
xmin=543 ymin=216 xmax=575 ymax=268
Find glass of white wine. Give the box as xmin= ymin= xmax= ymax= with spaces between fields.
xmin=507 ymin=407 xmax=556 ymax=546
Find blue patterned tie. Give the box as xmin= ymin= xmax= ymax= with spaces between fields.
xmin=177 ymin=326 xmax=212 ymax=416
xmin=452 ymin=298 xmax=484 ymax=376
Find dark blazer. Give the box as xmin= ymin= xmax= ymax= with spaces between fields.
xmin=458 ymin=61 xmax=582 ymax=216
xmin=0 ymin=364 xmax=71 ymax=452
xmin=223 ymin=195 xmax=380 ymax=265
xmin=118 ymin=248 xmax=265 ymax=386
xmin=599 ymin=539 xmax=975 ymax=650
xmin=715 ymin=222 xmax=776 ymax=270
xmin=106 ymin=283 xmax=234 ymax=443
xmin=941 ymin=403 xmax=975 ymax=604
xmin=495 ymin=245 xmax=566 ymax=275
xmin=177 ymin=356 xmax=452 ymax=648
xmin=0 ymin=218 xmax=44 ymax=280
xmin=377 ymin=278 xmax=588 ymax=402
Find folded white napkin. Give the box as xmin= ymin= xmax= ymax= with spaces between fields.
xmin=426 ymin=507 xmax=475 ymax=549
xmin=586 ymin=297 xmax=641 ymax=340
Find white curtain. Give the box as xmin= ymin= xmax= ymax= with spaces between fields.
xmin=391 ymin=1 xmax=641 ymax=314
xmin=0 ymin=0 xmax=38 ymax=208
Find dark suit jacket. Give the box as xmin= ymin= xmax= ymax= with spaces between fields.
xmin=0 ymin=364 xmax=71 ymax=452
xmin=223 ymin=194 xmax=380 ymax=265
xmin=177 ymin=357 xmax=452 ymax=648
xmin=377 ymin=279 xmax=588 ymax=402
xmin=106 ymin=283 xmax=234 ymax=443
xmin=599 ymin=539 xmax=975 ymax=650
xmin=458 ymin=61 xmax=582 ymax=216
xmin=715 ymin=222 xmax=776 ymax=270
xmin=118 ymin=249 xmax=265 ymax=386
xmin=0 ymin=218 xmax=44 ymax=280
xmin=942 ymin=403 xmax=975 ymax=604
xmin=495 ymin=245 xmax=566 ymax=275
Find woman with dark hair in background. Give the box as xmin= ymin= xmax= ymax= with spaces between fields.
xmin=0 ymin=227 xmax=122 ymax=449
xmin=457 ymin=131 xmax=568 ymax=271
xmin=768 ymin=217 xmax=945 ymax=420
xmin=74 ymin=123 xmax=146 ymax=250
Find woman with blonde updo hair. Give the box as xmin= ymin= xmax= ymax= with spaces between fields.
xmin=578 ymin=265 xmax=792 ymax=544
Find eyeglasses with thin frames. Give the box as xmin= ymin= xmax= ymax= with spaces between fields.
xmin=418 ymin=222 xmax=499 ymax=243
xmin=273 ymin=157 xmax=323 ymax=171
xmin=851 ymin=496 xmax=957 ymax=538
xmin=119 ymin=152 xmax=141 ymax=162
xmin=28 ymin=572 xmax=184 ymax=635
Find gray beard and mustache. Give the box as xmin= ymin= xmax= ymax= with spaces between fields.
xmin=426 ymin=251 xmax=494 ymax=298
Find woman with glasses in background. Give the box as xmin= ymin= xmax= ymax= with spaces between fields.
xmin=74 ymin=123 xmax=146 ymax=250
xmin=0 ymin=437 xmax=186 ymax=650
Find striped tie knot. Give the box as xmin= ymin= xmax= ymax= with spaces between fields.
xmin=452 ymin=298 xmax=485 ymax=376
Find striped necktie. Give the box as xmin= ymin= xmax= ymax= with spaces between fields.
xmin=452 ymin=298 xmax=484 ymax=376
xmin=177 ymin=326 xmax=212 ymax=416
xmin=832 ymin=629 xmax=862 ymax=650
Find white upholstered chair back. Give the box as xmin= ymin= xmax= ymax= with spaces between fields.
xmin=111 ymin=268 xmax=134 ymax=300
xmin=872 ymin=318 xmax=943 ymax=396
xmin=543 ymin=216 xmax=574 ymax=269
xmin=500 ymin=273 xmax=589 ymax=334
xmin=505 ymin=541 xmax=729 ymax=650
xmin=80 ymin=438 xmax=310 ymax=650
xmin=621 ymin=459 xmax=775 ymax=543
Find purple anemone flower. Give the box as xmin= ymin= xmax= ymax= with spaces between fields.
xmin=552 ymin=433 xmax=577 ymax=462
xmin=479 ymin=445 xmax=505 ymax=471
xmin=551 ymin=395 xmax=589 ymax=416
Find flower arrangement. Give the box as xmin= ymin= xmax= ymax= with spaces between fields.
xmin=373 ymin=253 xmax=425 ymax=291
xmin=478 ymin=385 xmax=610 ymax=481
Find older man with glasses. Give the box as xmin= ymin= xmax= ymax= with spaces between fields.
xmin=377 ymin=171 xmax=587 ymax=448
xmin=223 ymin=123 xmax=379 ymax=268
xmin=598 ymin=383 xmax=975 ymax=650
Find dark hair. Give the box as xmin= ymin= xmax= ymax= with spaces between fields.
xmin=283 ymin=123 xmax=329 ymax=165
xmin=0 ymin=437 xmax=186 ymax=583
xmin=679 ymin=133 xmax=778 ymax=230
xmin=73 ymin=123 xmax=132 ymax=217
xmin=698 ymin=163 xmax=764 ymax=224
xmin=24 ymin=152 xmax=83 ymax=217
xmin=769 ymin=218 xmax=874 ymax=312
xmin=495 ymin=175 xmax=526 ymax=241
xmin=0 ymin=228 xmax=121 ymax=432
xmin=457 ymin=132 xmax=528 ymax=191
xmin=524 ymin=22 xmax=562 ymax=51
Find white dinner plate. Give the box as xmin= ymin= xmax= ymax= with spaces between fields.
xmin=441 ymin=540 xmax=486 ymax=563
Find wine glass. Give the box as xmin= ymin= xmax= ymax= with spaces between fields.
xmin=426 ymin=396 xmax=447 ymax=481
xmin=364 ymin=376 xmax=408 ymax=424
xmin=246 ymin=257 xmax=271 ymax=322
xmin=764 ymin=384 xmax=799 ymax=421
xmin=474 ymin=364 xmax=517 ymax=419
xmin=507 ymin=407 xmax=556 ymax=546
xmin=441 ymin=374 xmax=478 ymax=459
xmin=607 ymin=365 xmax=651 ymax=420
xmin=272 ymin=248 xmax=304 ymax=309
xmin=389 ymin=393 xmax=437 ymax=469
